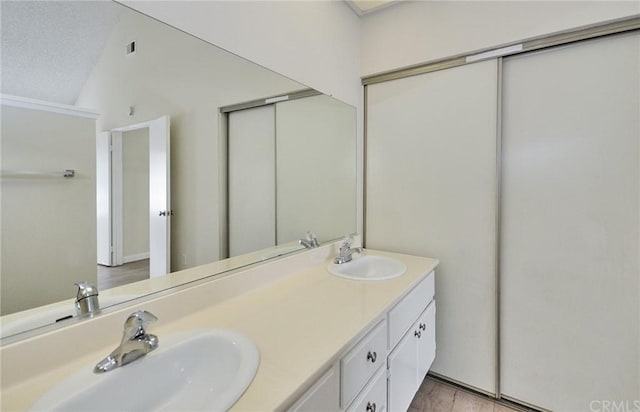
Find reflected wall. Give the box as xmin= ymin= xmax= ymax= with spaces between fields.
xmin=1 ymin=0 xmax=357 ymax=338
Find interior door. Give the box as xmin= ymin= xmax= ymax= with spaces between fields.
xmin=148 ymin=115 xmax=171 ymax=277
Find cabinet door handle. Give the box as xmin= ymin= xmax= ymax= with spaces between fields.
xmin=420 ymin=323 xmax=426 ymax=331
xmin=414 ymin=330 xmax=422 ymax=338
xmin=366 ymin=401 xmax=376 ymax=412
xmin=366 ymin=351 xmax=377 ymax=363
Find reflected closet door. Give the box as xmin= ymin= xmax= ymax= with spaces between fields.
xmin=275 ymin=95 xmax=356 ymax=244
xmin=366 ymin=59 xmax=499 ymax=394
xmin=501 ymin=33 xmax=640 ymax=410
xmin=228 ymin=106 xmax=276 ymax=257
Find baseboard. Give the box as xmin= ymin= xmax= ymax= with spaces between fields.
xmin=123 ymin=252 xmax=149 ymax=264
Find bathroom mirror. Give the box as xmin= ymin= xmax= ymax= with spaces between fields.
xmin=0 ymin=1 xmax=357 ymax=340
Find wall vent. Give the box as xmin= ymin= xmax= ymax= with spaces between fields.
xmin=126 ymin=41 xmax=136 ymax=55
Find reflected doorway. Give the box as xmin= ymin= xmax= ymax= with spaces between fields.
xmin=96 ymin=115 xmax=171 ymax=284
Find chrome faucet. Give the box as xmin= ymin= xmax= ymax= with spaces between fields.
xmin=94 ymin=311 xmax=159 ymax=373
xmin=334 ymin=237 xmax=363 ymax=264
xmin=75 ymin=282 xmax=100 ymax=316
xmin=299 ymin=231 xmax=319 ymax=249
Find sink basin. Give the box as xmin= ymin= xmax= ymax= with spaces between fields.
xmin=327 ymin=255 xmax=407 ymax=281
xmin=30 ymin=329 xmax=260 ymax=411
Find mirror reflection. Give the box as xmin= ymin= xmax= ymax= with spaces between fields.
xmin=0 ymin=1 xmax=356 ymax=339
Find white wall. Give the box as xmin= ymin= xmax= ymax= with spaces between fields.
xmin=361 ymin=1 xmax=639 ymax=76
xmin=123 ymin=0 xmax=362 ymax=108
xmin=1 ymin=105 xmax=97 ymax=315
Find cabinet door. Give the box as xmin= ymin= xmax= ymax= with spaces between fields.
xmin=387 ymin=324 xmax=418 ymax=412
xmin=416 ymin=302 xmax=436 ymax=382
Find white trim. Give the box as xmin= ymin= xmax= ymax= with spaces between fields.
xmin=0 ymin=93 xmax=99 ymax=119
xmin=111 ymin=120 xmax=153 ymax=133
xmin=123 ymin=252 xmax=150 ymax=264
xmin=111 ymin=131 xmax=124 ymax=266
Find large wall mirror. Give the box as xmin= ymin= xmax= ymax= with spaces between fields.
xmin=0 ymin=1 xmax=357 ymax=340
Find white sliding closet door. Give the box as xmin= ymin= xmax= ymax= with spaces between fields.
xmin=228 ymin=106 xmax=276 ymax=257
xmin=366 ymin=59 xmax=499 ymax=394
xmin=501 ymin=33 xmax=639 ymax=410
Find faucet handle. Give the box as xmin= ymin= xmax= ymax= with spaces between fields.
xmin=74 ymin=282 xmax=100 ymax=316
xmin=122 ymin=310 xmax=158 ymax=341
xmin=340 ymin=235 xmax=353 ymax=250
xmin=75 ymin=282 xmax=98 ymax=300
xmin=305 ymin=231 xmax=319 ymax=247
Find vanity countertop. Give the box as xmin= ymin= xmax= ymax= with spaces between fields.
xmin=0 ymin=247 xmax=438 ymax=411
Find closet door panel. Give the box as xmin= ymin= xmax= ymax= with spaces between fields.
xmin=276 ymin=95 xmax=356 ymax=244
xmin=501 ymin=33 xmax=639 ymax=410
xmin=228 ymin=106 xmax=276 ymax=256
xmin=366 ymin=59 xmax=498 ymax=394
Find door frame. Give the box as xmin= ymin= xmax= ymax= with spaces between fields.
xmin=96 ymin=115 xmax=170 ymax=277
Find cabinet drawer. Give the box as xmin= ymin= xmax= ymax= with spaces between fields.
xmin=341 ymin=320 xmax=387 ymax=407
xmin=388 ymin=271 xmax=434 ymax=349
xmin=346 ymin=367 xmax=387 ymax=412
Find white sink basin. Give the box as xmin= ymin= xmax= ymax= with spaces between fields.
xmin=30 ymin=329 xmax=260 ymax=412
xmin=328 ymin=255 xmax=407 ymax=281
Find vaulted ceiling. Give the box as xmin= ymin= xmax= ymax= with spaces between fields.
xmin=1 ymin=1 xmax=121 ymax=105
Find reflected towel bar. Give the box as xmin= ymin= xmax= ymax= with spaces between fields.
xmin=1 ymin=169 xmax=75 ymax=178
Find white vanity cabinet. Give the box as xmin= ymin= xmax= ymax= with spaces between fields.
xmin=290 ymin=270 xmax=436 ymax=412
xmin=387 ymin=271 xmax=436 ymax=412
xmin=388 ymin=302 xmax=436 ymax=412
xmin=290 ymin=321 xmax=387 ymax=412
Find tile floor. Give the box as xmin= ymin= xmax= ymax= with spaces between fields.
xmin=410 ymin=376 xmax=529 ymax=412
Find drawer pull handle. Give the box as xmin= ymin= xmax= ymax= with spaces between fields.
xmin=366 ymin=402 xmax=377 ymax=412
xmin=420 ymin=323 xmax=426 ymax=331
xmin=366 ymin=351 xmax=377 ymax=363
xmin=414 ymin=330 xmax=422 ymax=338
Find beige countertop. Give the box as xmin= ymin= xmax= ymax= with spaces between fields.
xmin=0 ymin=246 xmax=438 ymax=411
